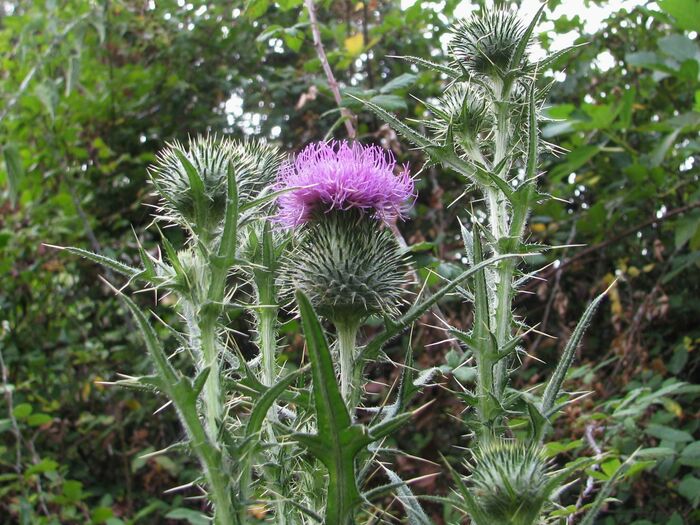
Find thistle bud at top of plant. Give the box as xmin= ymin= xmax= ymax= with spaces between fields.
xmin=275 ymin=140 xmax=414 ymax=228
xmin=468 ymin=440 xmax=552 ymax=525
xmin=149 ymin=135 xmax=282 ymax=236
xmin=449 ymin=9 xmax=528 ymax=78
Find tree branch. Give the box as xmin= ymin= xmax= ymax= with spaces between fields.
xmin=304 ymin=0 xmax=356 ymax=139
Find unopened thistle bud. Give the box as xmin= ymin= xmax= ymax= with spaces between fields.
xmin=276 ymin=141 xmax=414 ymax=326
xmin=449 ymin=10 xmax=528 ymax=77
xmin=469 ymin=441 xmax=551 ymax=525
xmin=149 ymin=135 xmax=282 ymax=236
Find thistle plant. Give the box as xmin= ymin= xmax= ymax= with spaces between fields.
xmin=54 ymin=6 xmax=638 ymax=525
xmin=355 ymin=4 xmax=635 ymax=524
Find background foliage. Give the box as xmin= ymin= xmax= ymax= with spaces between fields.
xmin=1 ymin=0 xmax=698 ymax=523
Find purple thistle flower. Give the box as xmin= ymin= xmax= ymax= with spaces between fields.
xmin=275 ymin=141 xmax=415 ymax=228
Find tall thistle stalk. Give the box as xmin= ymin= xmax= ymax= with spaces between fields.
xmin=356 ymin=5 xmax=628 ymax=524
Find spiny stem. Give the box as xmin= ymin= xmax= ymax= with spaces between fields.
xmin=200 ymin=317 xmax=222 ymax=440
xmin=336 ymin=320 xmax=360 ymax=405
xmin=489 ymin=79 xmax=516 ymax=400
xmin=260 ymin=310 xmax=278 ymax=389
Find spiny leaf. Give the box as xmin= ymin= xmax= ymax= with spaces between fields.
xmin=349 ymin=93 xmax=437 ymax=151
xmin=296 ymin=290 xmax=364 ymax=524
xmin=244 ymin=366 xmax=307 ymax=443
xmin=442 ymin=456 xmax=489 ymax=525
xmin=55 ymin=246 xmax=142 ymax=278
xmin=382 ymin=467 xmax=434 ymax=525
xmin=541 ymin=282 xmax=613 ymax=414
xmin=390 ymin=55 xmax=461 ymax=78
xmin=361 ymin=251 xmax=531 ymax=362
xmin=508 ymin=2 xmax=546 ymax=72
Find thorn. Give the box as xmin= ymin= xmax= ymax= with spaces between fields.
xmin=154 ymin=400 xmax=173 ymax=415
xmin=163 ymin=481 xmax=196 ymax=494
xmin=42 ymin=243 xmax=65 ymax=250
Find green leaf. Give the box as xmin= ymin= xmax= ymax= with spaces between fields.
xmin=658 ymin=0 xmax=700 ymax=32
xmin=549 ymin=146 xmax=600 ymax=183
xmin=645 ymin=423 xmax=694 ymax=442
xmin=541 ymin=283 xmax=612 ymax=415
xmin=658 ymin=34 xmax=700 ymax=63
xmin=35 ymin=83 xmax=58 ymax=122
xmin=379 ymin=73 xmax=418 ymax=94
xmin=369 ymin=94 xmax=407 ymax=112
xmin=3 ymin=143 xmax=24 ymax=205
xmin=678 ymin=475 xmax=700 ymax=506
xmin=27 ymin=413 xmax=52 ymax=427
xmin=579 ymin=452 xmax=639 ymax=525
xmin=246 ymin=0 xmax=270 ymax=20
xmin=62 ymin=479 xmax=83 ymax=501
xmin=165 ymin=508 xmax=210 ymax=525
xmin=13 ymin=403 xmax=32 ymax=419
xmin=25 ymin=458 xmax=59 ymax=476
xmin=679 ymin=441 xmax=700 ymax=467
xmin=296 ymin=291 xmax=364 ymax=524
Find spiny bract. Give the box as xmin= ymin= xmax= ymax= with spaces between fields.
xmin=449 ymin=9 xmax=528 ymax=77
xmin=281 ymin=211 xmax=408 ymax=325
xmin=149 ymin=135 xmax=282 ymax=233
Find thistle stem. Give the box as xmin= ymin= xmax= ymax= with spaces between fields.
xmin=200 ymin=316 xmax=222 ymax=440
xmin=260 ymin=310 xmax=278 ymax=389
xmin=488 ymin=80 xmax=516 ymax=401
xmin=477 ymin=353 xmax=496 ymax=438
xmin=177 ymin=388 xmax=237 ymax=525
xmin=336 ymin=320 xmax=360 ymax=404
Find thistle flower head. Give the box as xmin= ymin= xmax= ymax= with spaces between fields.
xmin=275 ymin=141 xmax=414 ymax=228
xmin=469 ymin=441 xmax=551 ymax=525
xmin=449 ymin=9 xmax=528 ymax=77
xmin=281 ymin=211 xmax=408 ymax=326
xmin=149 ymin=135 xmax=282 ymax=235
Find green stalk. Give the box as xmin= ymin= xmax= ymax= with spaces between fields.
xmin=199 ymin=163 xmax=239 ymax=441
xmin=325 ymin=452 xmax=360 ymax=525
xmin=336 ymin=320 xmax=360 ymax=404
xmin=178 ymin=400 xmax=238 ymax=525
xmin=490 ymin=79 xmax=516 ymax=399
xmin=260 ymin=310 xmax=278 ymax=388
xmin=199 ymin=316 xmax=222 ymax=440
xmin=116 ymin=290 xmax=238 ymax=525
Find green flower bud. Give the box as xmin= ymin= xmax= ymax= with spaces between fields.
xmin=469 ymin=441 xmax=550 ymax=525
xmin=450 ymin=10 xmax=528 ymax=78
xmin=149 ymin=135 xmax=282 ymax=237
